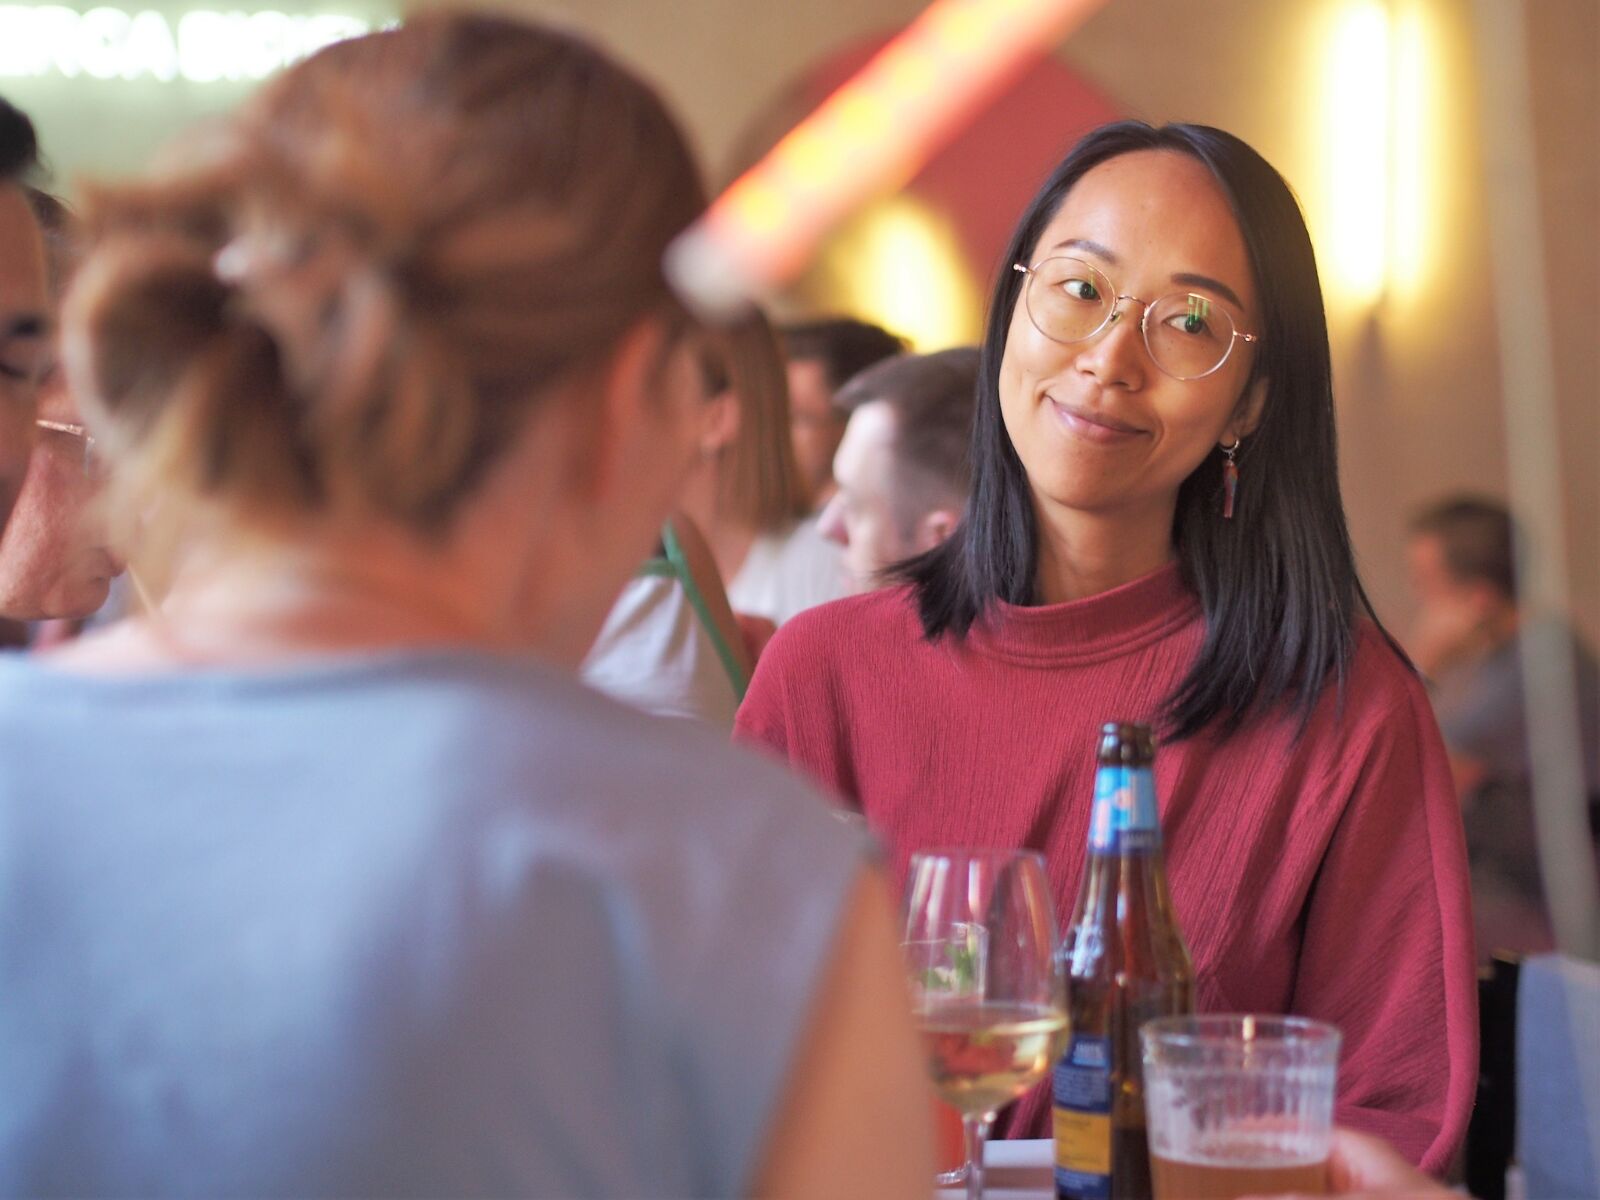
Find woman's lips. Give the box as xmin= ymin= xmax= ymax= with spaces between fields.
xmin=1047 ymin=395 xmax=1145 ymax=444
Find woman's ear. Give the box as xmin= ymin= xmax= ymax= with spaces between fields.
xmin=914 ymin=506 xmax=961 ymax=553
xmin=698 ymin=387 xmax=741 ymax=457
xmin=1226 ymin=374 xmax=1268 ymax=443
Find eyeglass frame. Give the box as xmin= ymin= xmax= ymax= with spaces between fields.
xmin=1011 ymin=258 xmax=1260 ymax=381
xmin=34 ymin=418 xmax=101 ymax=476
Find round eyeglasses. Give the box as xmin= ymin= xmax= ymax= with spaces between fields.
xmin=1013 ymin=256 xmax=1259 ymax=381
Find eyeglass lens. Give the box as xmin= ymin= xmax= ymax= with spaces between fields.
xmin=1022 ymin=256 xmax=1243 ymax=381
xmin=36 ymin=421 xmax=101 ymax=478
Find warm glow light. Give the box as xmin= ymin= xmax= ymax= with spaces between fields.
xmin=0 ymin=6 xmax=374 ymax=82
xmin=820 ymin=197 xmax=981 ymax=352
xmin=1326 ymin=1 xmax=1392 ymax=305
xmin=777 ymin=125 xmax=835 ymax=187
xmin=728 ymin=178 xmax=788 ymax=238
xmin=665 ymin=0 xmax=1111 ymax=318
xmin=1322 ymin=0 xmax=1434 ymax=307
xmin=882 ymin=40 xmax=937 ymax=97
xmin=1391 ymin=4 xmax=1429 ymax=295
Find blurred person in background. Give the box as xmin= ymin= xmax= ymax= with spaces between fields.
xmin=681 ymin=311 xmax=847 ymax=630
xmin=0 ymin=16 xmax=929 ymax=1197
xmin=1406 ymin=494 xmax=1600 ymax=962
xmin=580 ymin=509 xmax=752 ymax=728
xmin=780 ymin=316 xmax=905 ymax=507
xmin=0 ymin=190 xmax=125 ymax=628
xmin=0 ymin=96 xmax=48 ymax=536
xmin=818 ymin=346 xmax=978 ymax=593
xmin=738 ymin=121 xmax=1476 ymax=1171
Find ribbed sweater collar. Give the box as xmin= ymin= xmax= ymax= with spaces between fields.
xmin=966 ymin=561 xmax=1200 ymax=666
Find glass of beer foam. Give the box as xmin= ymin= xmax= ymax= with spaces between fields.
xmin=1140 ymin=1014 xmax=1341 ymax=1200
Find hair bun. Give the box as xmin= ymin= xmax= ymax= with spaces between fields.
xmin=65 ymin=232 xmax=314 ymax=510
xmin=67 ymin=14 xmax=709 ymax=536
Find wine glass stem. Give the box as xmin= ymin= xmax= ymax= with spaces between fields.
xmin=963 ymin=1112 xmax=993 ymax=1200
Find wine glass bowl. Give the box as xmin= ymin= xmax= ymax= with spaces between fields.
xmin=903 ymin=849 xmax=1066 ymax=1200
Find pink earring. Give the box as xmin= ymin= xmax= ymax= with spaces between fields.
xmin=1222 ymin=439 xmax=1240 ymax=519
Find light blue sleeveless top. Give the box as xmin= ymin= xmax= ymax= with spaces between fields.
xmin=0 ymin=650 xmax=868 ymax=1198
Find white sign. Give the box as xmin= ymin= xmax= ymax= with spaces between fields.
xmin=0 ymin=6 xmax=374 ymax=82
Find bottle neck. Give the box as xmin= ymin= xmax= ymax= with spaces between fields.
xmin=1086 ymin=763 xmax=1162 ymax=855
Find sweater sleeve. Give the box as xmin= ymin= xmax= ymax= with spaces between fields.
xmin=734 ymin=612 xmax=862 ymax=808
xmin=734 ymin=622 xmax=799 ymax=761
xmin=1291 ymin=667 xmax=1478 ymax=1175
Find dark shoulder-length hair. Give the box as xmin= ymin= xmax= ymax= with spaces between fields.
xmin=896 ymin=120 xmax=1400 ymax=739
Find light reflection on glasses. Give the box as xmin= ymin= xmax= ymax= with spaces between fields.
xmin=34 ymin=418 xmax=103 ymax=478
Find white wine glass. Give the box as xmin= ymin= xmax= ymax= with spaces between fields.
xmin=903 ymin=848 xmax=1066 ymax=1200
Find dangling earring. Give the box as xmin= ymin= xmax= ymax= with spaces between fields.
xmin=1221 ymin=439 xmax=1241 ymax=520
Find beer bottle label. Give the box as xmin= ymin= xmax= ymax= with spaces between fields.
xmin=1052 ymin=1033 xmax=1112 ymax=1200
xmin=1088 ymin=766 xmax=1159 ymax=854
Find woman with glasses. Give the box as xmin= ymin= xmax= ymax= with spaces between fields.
xmin=0 ymin=15 xmax=929 ymax=1197
xmin=738 ymin=121 xmax=1476 ymax=1173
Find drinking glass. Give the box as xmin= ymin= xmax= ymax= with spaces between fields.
xmin=903 ymin=849 xmax=1067 ymax=1200
xmin=1141 ymin=1014 xmax=1341 ymax=1200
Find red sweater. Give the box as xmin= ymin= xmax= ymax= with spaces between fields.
xmin=735 ymin=564 xmax=1477 ymax=1174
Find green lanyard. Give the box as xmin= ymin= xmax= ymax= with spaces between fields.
xmin=637 ymin=521 xmax=749 ymax=701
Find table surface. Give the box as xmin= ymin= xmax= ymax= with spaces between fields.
xmin=936 ymin=1139 xmax=1052 ymax=1199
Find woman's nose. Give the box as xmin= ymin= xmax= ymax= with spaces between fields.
xmin=1074 ymin=298 xmax=1147 ymax=388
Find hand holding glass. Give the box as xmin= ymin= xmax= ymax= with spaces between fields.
xmin=903 ymin=849 xmax=1067 ymax=1200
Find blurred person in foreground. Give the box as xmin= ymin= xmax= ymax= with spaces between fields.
xmin=0 ymin=190 xmax=124 ymax=627
xmin=818 ymin=347 xmax=978 ymax=593
xmin=1406 ymin=495 xmax=1600 ymax=963
xmin=0 ymin=16 xmax=929 ymax=1198
xmin=781 ymin=316 xmax=905 ymax=507
xmin=0 ymin=96 xmax=49 ymax=532
xmin=737 ymin=121 xmax=1476 ymax=1171
xmin=680 ymin=311 xmax=847 ymax=629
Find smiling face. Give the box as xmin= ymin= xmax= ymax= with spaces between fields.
xmin=998 ymin=150 xmax=1262 ymax=532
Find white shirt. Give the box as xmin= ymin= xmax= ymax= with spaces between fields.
xmin=582 ymin=573 xmax=741 ymax=728
xmin=726 ymin=515 xmax=849 ymax=626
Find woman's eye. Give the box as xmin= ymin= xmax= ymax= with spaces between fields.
xmin=1062 ymin=278 xmax=1100 ymax=303
xmin=1169 ymin=296 xmax=1215 ymax=337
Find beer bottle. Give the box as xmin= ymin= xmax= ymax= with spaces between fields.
xmin=1053 ymin=721 xmax=1193 ymax=1200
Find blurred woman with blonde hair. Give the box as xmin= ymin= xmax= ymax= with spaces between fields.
xmin=682 ymin=309 xmax=848 ymax=628
xmin=0 ymin=15 xmax=928 ymax=1197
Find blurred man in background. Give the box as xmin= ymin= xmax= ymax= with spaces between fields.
xmin=0 ymin=189 xmax=124 ymax=628
xmin=1406 ymin=494 xmax=1600 ymax=961
xmin=818 ymin=347 xmax=977 ymax=593
xmin=0 ymin=96 xmax=48 ymax=534
xmin=780 ymin=317 xmax=904 ymax=508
